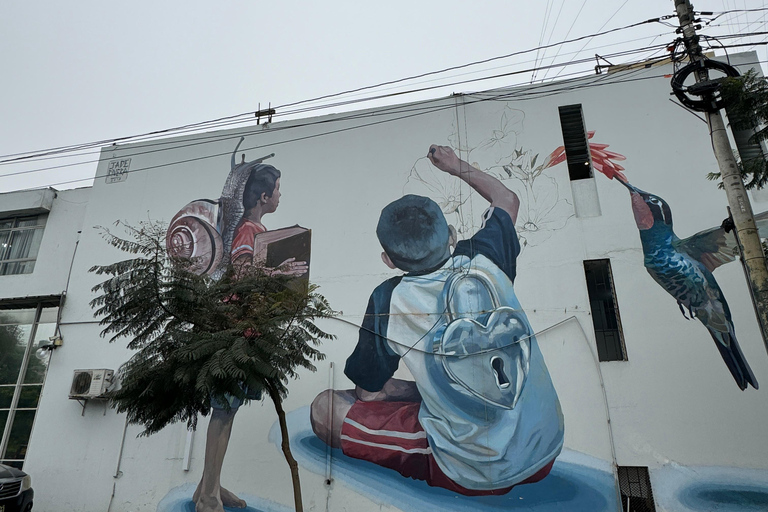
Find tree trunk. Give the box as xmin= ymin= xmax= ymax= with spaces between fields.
xmin=267 ymin=383 xmax=303 ymax=512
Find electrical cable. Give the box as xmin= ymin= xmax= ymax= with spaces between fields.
xmin=705 ymin=6 xmax=768 ymax=24
xmin=274 ymin=13 xmax=674 ymax=113
xmin=714 ymin=41 xmax=768 ymax=49
xmin=12 ymin=6 xmax=750 ymax=170
xmin=0 ymin=31 xmax=676 ymax=171
xmin=0 ymin=42 xmax=675 ymax=182
xmin=2 ymin=66 xmax=670 ymax=188
xmin=0 ymin=29 xmax=767 ymax=190
xmin=0 ymin=111 xmax=257 ymax=163
xmin=532 ymin=0 xmax=556 ymax=83
xmin=549 ymin=0 xmax=631 ymax=81
xmin=701 ymin=34 xmax=733 ymax=64
xmin=538 ymin=0 xmax=590 ymax=82
xmin=533 ymin=0 xmax=567 ymax=83
xmin=18 ymin=68 xmax=690 ymax=191
xmin=1 ymin=16 xmax=676 ymax=168
xmin=0 ymin=57 xmax=693 ymax=190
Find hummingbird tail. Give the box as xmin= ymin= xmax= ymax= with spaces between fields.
xmin=708 ymin=327 xmax=759 ymax=390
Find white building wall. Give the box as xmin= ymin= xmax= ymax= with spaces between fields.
xmin=0 ymin=187 xmax=90 ymax=301
xmin=21 ymin=53 xmax=768 ymax=512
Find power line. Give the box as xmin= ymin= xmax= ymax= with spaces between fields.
xmin=276 ymin=13 xmax=674 ymax=113
xmin=0 ymin=43 xmax=676 ymax=183
xmin=549 ymin=0 xmax=631 ymax=81
xmin=0 ymin=112 xmax=257 ymax=163
xmin=9 ymin=12 xmax=767 ymax=185
xmin=533 ymin=0 xmax=568 ymax=83
xmin=16 ymin=68 xmax=691 ymax=191
xmin=707 ymin=6 xmax=768 ymax=16
xmin=40 ymin=52 xmax=768 ymax=194
xmin=538 ymin=0 xmax=590 ymax=82
xmin=0 ymin=30 xmax=677 ymax=170
xmin=2 ymin=41 xmax=676 ymax=174
xmin=1 ymin=13 xmax=676 ymax=169
xmin=532 ymin=0 xmax=556 ymax=82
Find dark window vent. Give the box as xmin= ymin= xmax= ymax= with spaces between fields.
xmin=618 ymin=466 xmax=657 ymax=512
xmin=558 ymin=104 xmax=593 ymax=181
xmin=584 ymin=259 xmax=626 ymax=361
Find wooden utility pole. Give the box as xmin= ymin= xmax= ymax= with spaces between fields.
xmin=674 ymin=0 xmax=768 ymax=354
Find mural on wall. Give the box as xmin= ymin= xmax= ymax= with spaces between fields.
xmin=609 ymin=176 xmax=759 ymax=390
xmin=310 ymin=144 xmax=565 ymax=496
xmin=153 ymin=127 xmax=768 ymax=512
xmin=539 ymin=124 xmax=763 ymax=391
xmin=405 ymin=106 xmax=574 ymax=247
xmin=404 ymin=106 xmax=627 ymax=250
xmin=165 ymin=137 xmax=308 ymax=512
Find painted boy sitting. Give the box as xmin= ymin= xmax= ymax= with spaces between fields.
xmin=311 ymin=145 xmax=564 ymax=495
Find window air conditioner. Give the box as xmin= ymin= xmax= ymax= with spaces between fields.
xmin=69 ymin=369 xmax=114 ymax=399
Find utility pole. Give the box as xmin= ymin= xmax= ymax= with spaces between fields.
xmin=674 ymin=0 xmax=768 ymax=354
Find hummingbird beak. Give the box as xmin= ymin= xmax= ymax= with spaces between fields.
xmin=617 ymin=179 xmax=644 ymax=195
xmin=620 ymin=179 xmax=655 ymax=230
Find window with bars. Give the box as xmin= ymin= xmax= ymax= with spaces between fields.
xmin=584 ymin=259 xmax=627 ymax=361
xmin=0 ymin=216 xmax=46 ymax=276
xmin=618 ymin=466 xmax=657 ymax=512
xmin=0 ymin=305 xmax=57 ymax=469
xmin=558 ymin=104 xmax=593 ymax=181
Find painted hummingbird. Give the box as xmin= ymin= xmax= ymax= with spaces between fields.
xmin=618 ymin=179 xmax=758 ymax=390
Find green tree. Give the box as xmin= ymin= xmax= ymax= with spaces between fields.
xmin=708 ymin=70 xmax=768 ymax=189
xmin=89 ymin=221 xmax=335 ymax=512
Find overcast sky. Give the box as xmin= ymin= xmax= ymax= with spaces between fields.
xmin=0 ymin=1 xmax=764 ymax=193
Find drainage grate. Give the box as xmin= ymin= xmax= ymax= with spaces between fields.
xmin=618 ymin=466 xmax=657 ymax=512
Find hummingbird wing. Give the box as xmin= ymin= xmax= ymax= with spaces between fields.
xmin=673 ymin=210 xmax=768 ymax=272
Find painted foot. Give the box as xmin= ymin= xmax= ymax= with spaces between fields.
xmin=195 ymin=494 xmax=224 ymax=512
xmin=220 ymin=487 xmax=247 ymax=508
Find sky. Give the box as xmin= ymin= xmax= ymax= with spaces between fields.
xmin=0 ymin=1 xmax=765 ymax=193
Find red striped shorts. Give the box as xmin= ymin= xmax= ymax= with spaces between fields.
xmin=340 ymin=400 xmax=554 ymax=496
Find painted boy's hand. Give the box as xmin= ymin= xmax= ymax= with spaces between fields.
xmin=273 ymin=257 xmax=308 ymax=277
xmin=428 ymin=144 xmax=462 ymax=176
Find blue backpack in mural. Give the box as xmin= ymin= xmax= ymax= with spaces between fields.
xmin=165 ymin=137 xmax=274 ymax=278
xmin=432 ymin=270 xmax=531 ymax=409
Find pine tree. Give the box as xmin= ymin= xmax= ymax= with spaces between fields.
xmin=89 ymin=221 xmax=335 ymax=512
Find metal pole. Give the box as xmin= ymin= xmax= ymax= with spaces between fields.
xmin=324 ymin=362 xmax=334 ymax=486
xmin=674 ymin=0 xmax=768 ymax=354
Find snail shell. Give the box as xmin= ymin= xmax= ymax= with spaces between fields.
xmin=166 ymin=199 xmax=223 ymax=276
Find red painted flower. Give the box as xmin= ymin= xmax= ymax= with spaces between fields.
xmin=543 ymin=131 xmax=627 ymax=182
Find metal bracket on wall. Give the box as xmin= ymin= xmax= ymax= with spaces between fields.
xmin=75 ymin=398 xmax=109 ymax=416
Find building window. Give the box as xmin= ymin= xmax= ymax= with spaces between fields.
xmin=618 ymin=466 xmax=657 ymax=512
xmin=0 ymin=305 xmax=57 ymax=469
xmin=558 ymin=104 xmax=593 ymax=181
xmin=584 ymin=259 xmax=626 ymax=361
xmin=0 ymin=216 xmax=46 ymax=276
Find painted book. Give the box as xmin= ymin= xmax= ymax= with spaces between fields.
xmin=253 ymin=225 xmax=311 ymax=280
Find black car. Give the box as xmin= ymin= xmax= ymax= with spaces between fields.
xmin=0 ymin=463 xmax=32 ymax=512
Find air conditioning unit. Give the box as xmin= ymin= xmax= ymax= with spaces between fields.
xmin=69 ymin=369 xmax=114 ymax=399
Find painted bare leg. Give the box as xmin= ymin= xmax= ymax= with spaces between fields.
xmin=310 ymin=389 xmax=355 ymax=448
xmin=194 ymin=408 xmax=246 ymax=512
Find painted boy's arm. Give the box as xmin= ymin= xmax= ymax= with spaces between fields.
xmin=355 ymin=379 xmax=420 ymax=402
xmin=428 ymin=144 xmax=520 ymax=224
